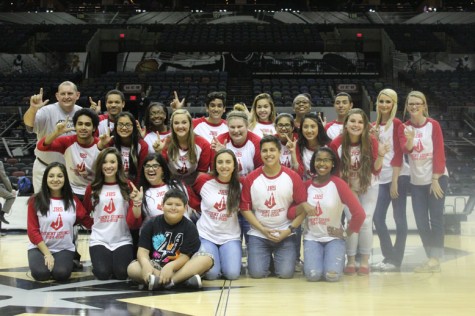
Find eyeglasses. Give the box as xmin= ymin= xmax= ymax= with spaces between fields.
xmin=150 ymin=111 xmax=165 ymax=116
xmin=117 ymin=123 xmax=133 ymax=129
xmin=277 ymin=123 xmax=292 ymax=129
xmin=315 ymin=158 xmax=333 ymax=164
xmin=144 ymin=164 xmax=161 ymax=170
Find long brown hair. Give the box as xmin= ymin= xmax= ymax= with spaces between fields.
xmin=168 ymin=109 xmax=197 ymax=164
xmin=91 ymin=147 xmax=130 ymax=208
xmin=249 ymin=93 xmax=276 ymax=130
xmin=211 ymin=149 xmax=241 ymax=215
xmin=341 ymin=108 xmax=373 ymax=194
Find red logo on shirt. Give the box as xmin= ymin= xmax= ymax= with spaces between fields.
xmin=413 ymin=139 xmax=424 ymax=153
xmin=156 ymin=203 xmax=162 ymax=210
xmin=50 ymin=214 xmax=63 ymax=231
xmin=351 ymin=156 xmax=360 ymax=170
xmin=237 ymin=159 xmax=243 ymax=172
xmin=264 ymin=193 xmax=276 ymax=209
xmin=283 ymin=156 xmax=291 ymax=168
xmin=315 ymin=201 xmax=323 ymax=216
xmin=177 ymin=163 xmax=188 ymax=174
xmin=80 ymin=152 xmax=87 ymax=159
xmin=104 ymin=198 xmax=116 ymax=214
xmin=214 ymin=196 xmax=227 ymax=212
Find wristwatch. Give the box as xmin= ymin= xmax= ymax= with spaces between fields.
xmin=288 ymin=225 xmax=297 ymax=234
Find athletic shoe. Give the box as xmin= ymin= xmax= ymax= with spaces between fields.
xmin=380 ymin=262 xmax=399 ymax=272
xmin=148 ymin=274 xmax=160 ymax=290
xmin=183 ymin=274 xmax=202 ymax=289
xmin=414 ymin=262 xmax=441 ymax=273
xmin=295 ymin=259 xmax=304 ymax=273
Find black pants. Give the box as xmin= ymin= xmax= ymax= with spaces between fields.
xmin=89 ymin=244 xmax=134 ymax=280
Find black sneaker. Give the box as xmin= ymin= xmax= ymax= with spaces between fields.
xmin=183 ymin=274 xmax=202 ymax=289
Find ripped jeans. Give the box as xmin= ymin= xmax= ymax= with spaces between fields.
xmin=303 ymin=238 xmax=346 ymax=282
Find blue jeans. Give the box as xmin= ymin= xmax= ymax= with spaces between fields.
xmin=200 ymin=237 xmax=242 ymax=280
xmin=238 ymin=213 xmax=251 ymax=245
xmin=411 ymin=176 xmax=448 ymax=259
xmin=303 ymin=239 xmax=346 ymax=282
xmin=373 ymin=175 xmax=409 ymax=266
xmin=247 ymin=235 xmax=297 ymax=279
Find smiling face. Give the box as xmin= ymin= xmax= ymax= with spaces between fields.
xmin=255 ymin=98 xmax=272 ymax=122
xmin=56 ymin=83 xmax=80 ymax=112
xmin=334 ymin=95 xmax=353 ymax=120
xmin=149 ymin=105 xmax=167 ymax=128
xmin=207 ymin=98 xmax=225 ymax=121
xmin=102 ymin=153 xmax=119 ymax=182
xmin=275 ymin=116 xmax=293 ymax=139
xmin=293 ymin=96 xmax=311 ymax=117
xmin=106 ymin=93 xmax=125 ymax=117
xmin=47 ymin=166 xmax=65 ymax=196
xmin=302 ymin=117 xmax=319 ymax=142
xmin=313 ymin=150 xmax=334 ymax=180
xmin=260 ymin=141 xmax=281 ymax=168
xmin=116 ymin=116 xmax=134 ymax=139
xmin=377 ymin=94 xmax=394 ymax=119
xmin=172 ymin=113 xmax=191 ymax=139
xmin=345 ymin=113 xmax=365 ymax=139
xmin=406 ymin=96 xmax=426 ymax=119
xmin=227 ymin=117 xmax=248 ymax=146
xmin=75 ymin=115 xmax=95 ymax=142
xmin=143 ymin=159 xmax=163 ymax=186
xmin=162 ymin=197 xmax=186 ymax=225
xmin=215 ymin=152 xmax=235 ymax=182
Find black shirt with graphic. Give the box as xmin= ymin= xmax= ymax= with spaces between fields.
xmin=139 ymin=215 xmax=200 ymax=267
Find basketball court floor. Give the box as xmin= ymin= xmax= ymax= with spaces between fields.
xmin=1 ymin=232 xmax=475 ymax=316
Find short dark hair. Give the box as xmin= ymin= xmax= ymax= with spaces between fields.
xmin=106 ymin=89 xmax=125 ymax=101
xmin=73 ymin=108 xmax=99 ymax=129
xmin=309 ymin=147 xmax=338 ymax=175
xmin=206 ymin=91 xmax=226 ymax=107
xmin=260 ymin=134 xmax=281 ymax=151
xmin=163 ymin=188 xmax=188 ymax=206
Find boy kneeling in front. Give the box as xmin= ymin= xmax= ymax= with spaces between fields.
xmin=127 ymin=189 xmax=214 ymax=290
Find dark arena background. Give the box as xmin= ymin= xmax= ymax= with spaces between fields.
xmin=0 ymin=1 xmax=474 ymax=315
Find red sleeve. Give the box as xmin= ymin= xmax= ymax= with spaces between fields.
xmin=126 ymin=181 xmax=142 ymax=229
xmin=192 ymin=117 xmax=202 ymax=129
xmin=82 ymin=185 xmax=93 ymax=214
xmin=430 ymin=119 xmax=446 ymax=174
xmin=249 ymin=132 xmax=263 ymax=168
xmin=294 ymin=146 xmax=305 ymax=177
xmin=390 ymin=119 xmax=404 ymax=167
xmin=135 ymin=140 xmax=149 ymax=184
xmin=196 ymin=136 xmax=211 ymax=172
xmin=185 ymin=183 xmax=201 ymax=212
xmin=398 ymin=121 xmax=412 ymax=154
xmin=239 ymin=173 xmax=254 ymax=211
xmin=370 ymin=135 xmax=381 ymax=175
xmin=74 ymin=196 xmax=93 ymax=229
xmin=27 ymin=197 xmax=43 ymax=245
xmin=329 ymin=136 xmax=343 ymax=174
xmin=287 ymin=168 xmax=307 ymax=220
xmin=36 ymin=135 xmax=75 ymax=154
xmin=332 ymin=176 xmax=365 ymax=233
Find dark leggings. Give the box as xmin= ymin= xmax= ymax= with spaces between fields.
xmin=89 ymin=244 xmax=134 ymax=280
xmin=28 ymin=248 xmax=74 ymax=282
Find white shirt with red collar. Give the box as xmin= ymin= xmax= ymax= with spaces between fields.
xmin=193 ymin=117 xmax=228 ymax=143
xmin=252 ymin=121 xmax=276 ymax=138
xmin=193 ymin=173 xmax=241 ymax=245
xmin=144 ymin=130 xmax=171 ymax=154
xmin=325 ymin=120 xmax=343 ymax=140
xmin=303 ymin=176 xmax=365 ymax=242
xmin=83 ymin=182 xmax=142 ymax=250
xmin=27 ymin=196 xmax=90 ymax=253
xmin=162 ymin=135 xmax=211 ymax=181
xmin=217 ymin=131 xmax=262 ymax=177
xmin=398 ymin=118 xmax=448 ymax=185
xmin=240 ymin=166 xmax=307 ymax=240
xmin=37 ymin=135 xmax=100 ymax=195
xmin=329 ymin=135 xmax=381 ymax=192
xmin=116 ymin=139 xmax=149 ymax=184
xmin=97 ymin=113 xmax=114 ymax=136
xmin=374 ymin=119 xmax=410 ymax=184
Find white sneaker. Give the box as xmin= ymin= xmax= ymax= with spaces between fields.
xmin=295 ymin=259 xmax=304 ymax=273
xmin=380 ymin=262 xmax=399 ymax=272
xmin=370 ymin=261 xmax=385 ymax=271
xmin=148 ymin=274 xmax=159 ymax=290
xmin=184 ymin=274 xmax=202 ymax=289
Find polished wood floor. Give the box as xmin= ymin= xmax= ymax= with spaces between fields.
xmin=1 ymin=232 xmax=475 ymax=316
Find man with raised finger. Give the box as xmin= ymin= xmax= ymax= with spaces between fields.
xmin=23 ymin=81 xmax=82 ymax=192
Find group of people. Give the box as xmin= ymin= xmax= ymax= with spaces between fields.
xmin=22 ymin=80 xmax=447 ymax=290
